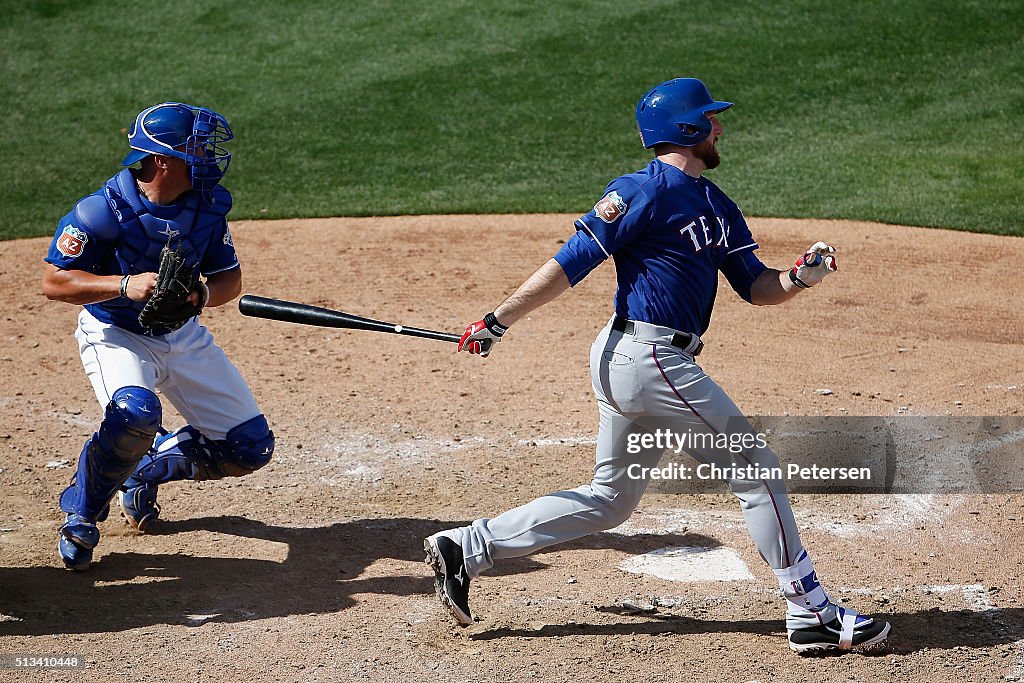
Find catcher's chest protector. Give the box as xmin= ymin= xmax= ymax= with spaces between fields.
xmin=103 ymin=169 xmax=223 ymax=275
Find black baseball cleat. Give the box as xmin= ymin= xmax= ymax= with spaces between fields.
xmin=788 ymin=607 xmax=891 ymax=654
xmin=424 ymin=534 xmax=473 ymax=626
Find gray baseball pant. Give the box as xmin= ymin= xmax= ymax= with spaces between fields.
xmin=451 ymin=318 xmax=804 ymax=578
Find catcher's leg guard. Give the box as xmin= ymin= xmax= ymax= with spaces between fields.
xmin=58 ymin=387 xmax=161 ymax=568
xmin=59 ymin=387 xmax=162 ymax=521
xmin=125 ymin=415 xmax=275 ymax=485
xmin=216 ymin=415 xmax=276 ymax=477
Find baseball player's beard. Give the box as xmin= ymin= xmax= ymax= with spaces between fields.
xmin=693 ymin=138 xmax=721 ymax=169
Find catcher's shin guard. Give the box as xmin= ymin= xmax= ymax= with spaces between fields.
xmin=125 ymin=415 xmax=275 ymax=485
xmin=216 ymin=415 xmax=275 ymax=477
xmin=59 ymin=387 xmax=162 ymax=521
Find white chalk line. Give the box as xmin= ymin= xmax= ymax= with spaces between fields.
xmin=852 ymin=583 xmax=1021 ymax=678
xmin=616 ymin=549 xmax=1022 ymax=678
xmin=274 ymin=432 xmax=596 ymax=486
xmin=616 ymin=496 xmax=962 ymax=541
xmin=614 ymin=546 xmax=997 ymax=614
xmin=827 ymin=583 xmax=995 ymax=611
xmin=276 ymin=430 xmax=491 ymax=485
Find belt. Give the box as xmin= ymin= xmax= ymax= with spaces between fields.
xmin=611 ymin=315 xmax=703 ymax=356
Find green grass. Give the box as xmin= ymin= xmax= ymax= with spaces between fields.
xmin=2 ymin=0 xmax=1022 ymax=240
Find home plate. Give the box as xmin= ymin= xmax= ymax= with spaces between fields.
xmin=618 ymin=546 xmax=754 ymax=582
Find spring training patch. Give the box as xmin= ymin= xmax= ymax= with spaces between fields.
xmin=594 ymin=191 xmax=628 ymax=223
xmin=56 ymin=225 xmax=88 ymax=258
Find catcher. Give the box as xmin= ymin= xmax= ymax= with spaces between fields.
xmin=41 ymin=102 xmax=274 ymax=571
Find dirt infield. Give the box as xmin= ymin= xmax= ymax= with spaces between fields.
xmin=1 ymin=216 xmax=1022 ymax=682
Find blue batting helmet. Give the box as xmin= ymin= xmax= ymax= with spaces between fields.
xmin=121 ymin=102 xmax=233 ymax=193
xmin=635 ymin=78 xmax=732 ymax=148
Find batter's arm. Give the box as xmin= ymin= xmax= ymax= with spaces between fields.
xmin=749 ymin=242 xmax=838 ymax=305
xmin=41 ymin=263 xmax=157 ymax=304
xmin=492 ymin=259 xmax=571 ymax=326
xmin=749 ymin=268 xmax=802 ymax=305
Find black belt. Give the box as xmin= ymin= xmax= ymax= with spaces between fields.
xmin=611 ymin=315 xmax=703 ymax=356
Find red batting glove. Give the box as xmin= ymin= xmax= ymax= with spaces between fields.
xmin=458 ymin=312 xmax=508 ymax=358
xmin=789 ymin=241 xmax=838 ymax=289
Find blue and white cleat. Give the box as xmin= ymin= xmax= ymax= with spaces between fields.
xmin=788 ymin=605 xmax=891 ymax=654
xmin=775 ymin=549 xmax=891 ymax=654
xmin=58 ymin=514 xmax=100 ymax=571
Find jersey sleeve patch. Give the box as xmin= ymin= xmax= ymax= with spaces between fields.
xmin=55 ymin=225 xmax=89 ymax=258
xmin=594 ymin=191 xmax=628 ymax=223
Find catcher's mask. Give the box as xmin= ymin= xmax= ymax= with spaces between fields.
xmin=635 ymin=78 xmax=732 ymax=148
xmin=121 ymin=102 xmax=233 ymax=194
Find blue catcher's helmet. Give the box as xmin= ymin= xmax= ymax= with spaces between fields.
xmin=121 ymin=102 xmax=233 ymax=193
xmin=635 ymin=78 xmax=732 ymax=148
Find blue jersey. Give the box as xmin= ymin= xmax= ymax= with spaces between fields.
xmin=554 ymin=158 xmax=767 ymax=335
xmin=45 ymin=169 xmax=239 ymax=335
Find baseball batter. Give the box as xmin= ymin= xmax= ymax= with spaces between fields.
xmin=425 ymin=78 xmax=890 ymax=654
xmin=42 ymin=102 xmax=274 ymax=571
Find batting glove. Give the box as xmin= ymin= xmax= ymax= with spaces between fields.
xmin=458 ymin=312 xmax=507 ymax=358
xmin=789 ymin=241 xmax=838 ymax=289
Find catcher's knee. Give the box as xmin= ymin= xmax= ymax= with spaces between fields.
xmin=97 ymin=387 xmax=162 ymax=462
xmin=215 ymin=415 xmax=275 ymax=477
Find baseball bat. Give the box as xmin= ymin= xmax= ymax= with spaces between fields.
xmin=238 ymin=295 xmax=461 ymax=344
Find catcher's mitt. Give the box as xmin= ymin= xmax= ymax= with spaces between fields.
xmin=138 ymin=243 xmax=205 ymax=331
